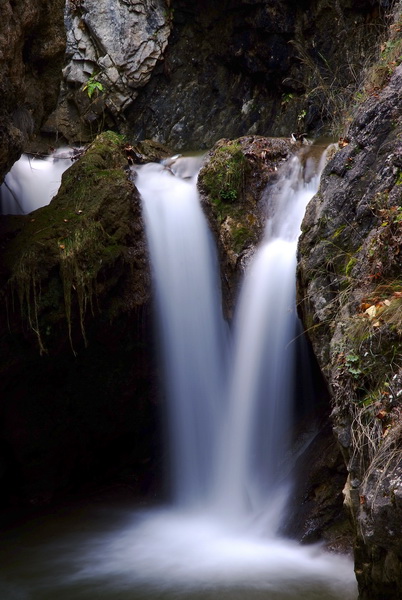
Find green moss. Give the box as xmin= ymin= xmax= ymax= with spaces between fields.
xmin=201 ymin=141 xmax=250 ymax=217
xmin=345 ymin=256 xmax=357 ymax=277
xmin=331 ymin=224 xmax=346 ymax=239
xmin=232 ymin=224 xmax=254 ymax=254
xmin=3 ymin=131 xmax=134 ymax=353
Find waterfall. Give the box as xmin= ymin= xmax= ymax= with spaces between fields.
xmin=135 ymin=162 xmax=228 ymax=506
xmin=137 ymin=152 xmax=327 ymax=526
xmin=0 ymin=150 xmax=75 ymax=215
xmin=0 ymin=147 xmax=357 ymax=599
xmin=215 ymin=153 xmax=328 ymax=526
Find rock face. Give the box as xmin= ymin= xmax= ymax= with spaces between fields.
xmin=198 ymin=136 xmax=296 ymax=314
xmin=0 ymin=133 xmax=162 ymax=505
xmin=42 ymin=0 xmax=388 ymax=149
xmin=0 ymin=0 xmax=66 ymax=180
xmin=47 ymin=0 xmax=386 ymax=149
xmin=44 ymin=0 xmax=172 ymax=142
xmin=298 ymin=52 xmax=402 ymax=600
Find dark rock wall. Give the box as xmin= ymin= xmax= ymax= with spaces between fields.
xmin=120 ymin=0 xmax=387 ymax=148
xmin=38 ymin=0 xmax=388 ymax=149
xmin=0 ymin=0 xmax=66 ymax=181
xmin=0 ymin=133 xmax=162 ymax=505
xmin=298 ymin=50 xmax=402 ymax=600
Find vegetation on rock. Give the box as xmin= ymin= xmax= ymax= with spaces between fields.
xmin=1 ymin=131 xmax=148 ymax=354
xmin=298 ymin=31 xmax=402 ymax=596
xmin=0 ymin=131 xmax=161 ymax=505
xmin=198 ymin=135 xmax=294 ymax=313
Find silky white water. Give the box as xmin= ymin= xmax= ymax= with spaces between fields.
xmin=99 ymin=150 xmax=356 ymax=599
xmin=0 ymin=149 xmax=75 ymax=214
xmin=215 ymin=153 xmax=328 ymax=523
xmin=136 ymin=162 xmax=228 ymax=506
xmin=0 ymin=148 xmax=357 ymax=599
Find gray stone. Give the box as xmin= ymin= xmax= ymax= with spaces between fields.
xmin=44 ymin=0 xmax=171 ymax=142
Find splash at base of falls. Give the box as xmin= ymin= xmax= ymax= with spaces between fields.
xmin=0 ymin=146 xmax=357 ymax=600
xmin=0 ymin=500 xmax=357 ymax=600
xmin=68 ymin=507 xmax=357 ymax=599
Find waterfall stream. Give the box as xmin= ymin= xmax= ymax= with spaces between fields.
xmin=0 ymin=147 xmax=357 ymax=599
xmin=136 ymin=163 xmax=228 ymax=507
xmin=0 ymin=150 xmax=75 ymax=215
xmin=215 ymin=154 xmax=327 ymax=525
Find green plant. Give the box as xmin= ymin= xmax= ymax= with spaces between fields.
xmin=281 ymin=92 xmax=294 ymax=105
xmin=83 ymin=74 xmax=104 ymax=99
xmin=201 ymin=142 xmax=250 ymax=212
xmin=345 ymin=352 xmax=364 ymax=379
xmin=297 ymin=109 xmax=307 ymax=122
xmin=345 ymin=256 xmax=357 ymax=277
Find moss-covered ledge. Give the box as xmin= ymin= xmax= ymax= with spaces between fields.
xmin=0 ymin=132 xmax=161 ymax=506
xmin=0 ymin=131 xmax=150 ymax=354
xmin=198 ymin=135 xmax=296 ymax=315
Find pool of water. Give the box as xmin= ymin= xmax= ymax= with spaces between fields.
xmin=0 ymin=493 xmax=357 ymax=600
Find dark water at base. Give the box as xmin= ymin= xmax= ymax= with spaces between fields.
xmin=0 ymin=495 xmax=357 ymax=600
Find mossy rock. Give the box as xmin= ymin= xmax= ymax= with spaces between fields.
xmin=0 ymin=131 xmax=149 ymax=354
xmin=0 ymin=132 xmax=160 ymax=505
xmin=198 ymin=135 xmax=295 ymax=314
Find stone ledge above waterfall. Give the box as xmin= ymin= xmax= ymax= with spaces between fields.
xmin=43 ymin=0 xmax=172 ymax=143
xmin=198 ymin=135 xmax=298 ymax=317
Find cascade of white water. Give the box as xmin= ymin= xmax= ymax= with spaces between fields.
xmin=0 ymin=148 xmax=357 ymax=599
xmin=135 ymin=162 xmax=228 ymax=506
xmin=137 ymin=151 xmax=327 ymax=520
xmin=214 ymin=152 xmax=328 ymax=528
xmin=0 ymin=150 xmax=75 ymax=215
xmin=64 ymin=148 xmax=356 ymax=599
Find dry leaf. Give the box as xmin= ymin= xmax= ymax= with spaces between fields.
xmin=365 ymin=305 xmax=377 ymax=318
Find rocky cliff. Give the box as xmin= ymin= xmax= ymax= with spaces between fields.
xmin=298 ymin=7 xmax=402 ymax=596
xmin=0 ymin=0 xmax=66 ymax=181
xmin=43 ymin=0 xmax=388 ymax=149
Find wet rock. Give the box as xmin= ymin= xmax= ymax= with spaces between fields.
xmin=0 ymin=0 xmax=66 ymax=180
xmin=0 ymin=132 xmax=161 ymax=505
xmin=283 ymin=421 xmax=353 ymax=551
xmin=198 ymin=135 xmax=296 ymax=315
xmin=298 ymin=43 xmax=402 ymax=599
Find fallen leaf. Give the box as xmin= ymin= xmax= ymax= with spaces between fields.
xmin=365 ymin=305 xmax=377 ymax=318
